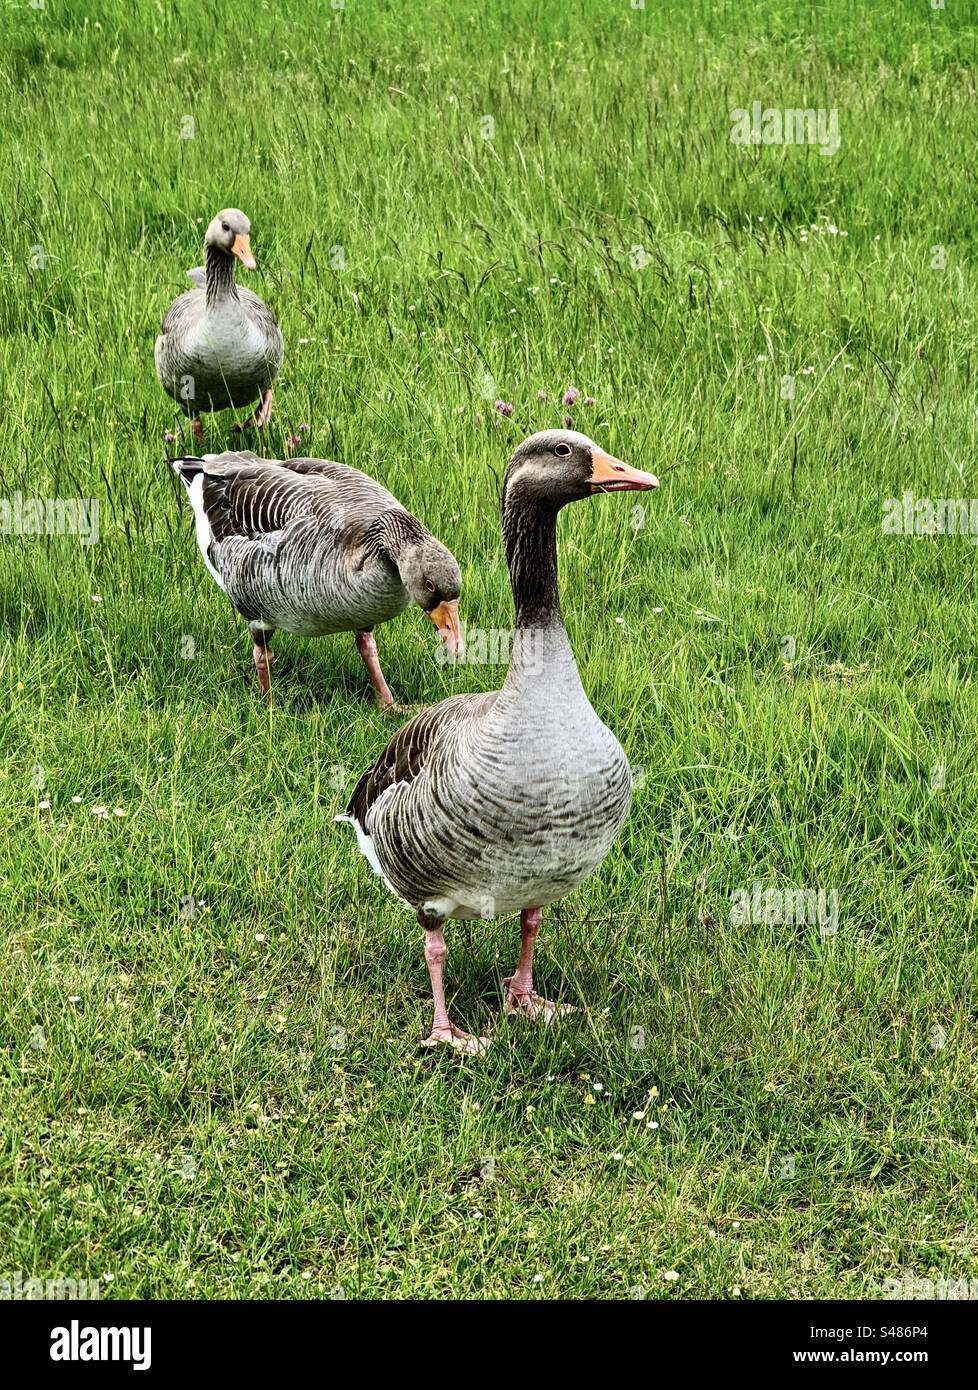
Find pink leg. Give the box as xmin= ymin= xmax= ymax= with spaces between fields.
xmin=420 ymin=928 xmax=491 ymax=1054
xmin=192 ymin=417 xmax=204 ymax=442
xmin=506 ymin=907 xmax=541 ymax=997
xmin=233 ymin=388 xmax=274 ymax=432
xmin=355 ymin=630 xmax=394 ymax=708
xmin=254 ymin=387 xmax=274 ymax=428
xmin=504 ymin=907 xmax=576 ymax=1022
xmin=251 ymin=628 xmax=274 ymax=699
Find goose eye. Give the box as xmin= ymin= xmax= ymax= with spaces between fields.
xmin=425 ymin=579 xmax=436 ymax=594
xmin=553 ymin=443 xmax=572 ymax=457
xmin=222 ymin=222 xmax=230 ymax=232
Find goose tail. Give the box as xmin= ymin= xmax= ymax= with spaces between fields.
xmin=333 ymin=807 xmax=408 ymax=902
xmin=171 ymin=456 xmax=205 ymax=486
xmin=171 ymin=457 xmax=226 ymax=592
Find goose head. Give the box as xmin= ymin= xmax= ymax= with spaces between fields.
xmin=395 ymin=537 xmax=463 ymax=655
xmin=204 ymin=208 xmax=257 ymax=270
xmin=503 ymin=429 xmax=658 ymax=508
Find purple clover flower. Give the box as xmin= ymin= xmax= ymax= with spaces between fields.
xmin=562 ymin=385 xmax=580 ymax=407
xmin=495 ymin=400 xmax=514 ymax=417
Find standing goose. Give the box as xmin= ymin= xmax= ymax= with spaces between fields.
xmin=155 ymin=209 xmax=284 ymax=439
xmin=338 ymin=429 xmax=658 ymax=1052
xmin=171 ymin=450 xmax=462 ymax=704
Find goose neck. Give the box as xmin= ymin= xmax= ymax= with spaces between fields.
xmin=502 ymin=492 xmax=564 ymax=633
xmin=369 ymin=509 xmax=428 ymax=563
xmin=204 ymin=244 xmax=239 ymax=306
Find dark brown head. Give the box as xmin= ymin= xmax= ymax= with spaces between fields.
xmin=204 ymin=208 xmax=257 ymax=269
xmin=500 ymin=430 xmax=658 ymax=627
xmin=502 ymin=429 xmax=658 ymax=511
xmin=395 ymin=536 xmax=463 ymax=656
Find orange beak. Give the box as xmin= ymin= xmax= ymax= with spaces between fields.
xmin=428 ymin=599 xmax=462 ymax=657
xmin=231 ymin=234 xmax=257 ymax=270
xmin=589 ymin=445 xmax=659 ymax=492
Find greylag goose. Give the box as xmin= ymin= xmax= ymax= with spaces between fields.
xmin=338 ymin=429 xmax=658 ymax=1052
xmin=155 ymin=209 xmax=284 ymax=439
xmin=171 ymin=450 xmax=462 ymax=704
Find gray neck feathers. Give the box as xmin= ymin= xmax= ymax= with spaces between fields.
xmin=365 ymin=509 xmax=428 ymax=563
xmin=204 ymin=244 xmax=239 ymax=306
xmin=502 ymin=487 xmax=562 ymax=631
xmin=501 ymin=487 xmax=583 ymax=695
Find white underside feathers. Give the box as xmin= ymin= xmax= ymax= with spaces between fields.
xmin=334 ymin=811 xmax=411 ymax=907
xmin=185 ymin=471 xmax=226 ymax=591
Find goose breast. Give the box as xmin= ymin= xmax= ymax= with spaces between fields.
xmin=355 ymin=687 xmax=633 ymax=919
xmin=156 ymin=291 xmax=283 ymax=411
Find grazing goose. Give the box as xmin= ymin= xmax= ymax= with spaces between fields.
xmin=155 ymin=209 xmax=284 ymax=439
xmin=171 ymin=450 xmax=462 ymax=704
xmin=338 ymin=429 xmax=658 ymax=1052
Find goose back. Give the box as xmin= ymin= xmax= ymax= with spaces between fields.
xmin=176 ymin=452 xmax=420 ymax=636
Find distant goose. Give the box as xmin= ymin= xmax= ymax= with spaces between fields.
xmin=338 ymin=430 xmax=658 ymax=1052
xmin=171 ymin=450 xmax=461 ymax=704
xmin=156 ymin=209 xmax=284 ymax=439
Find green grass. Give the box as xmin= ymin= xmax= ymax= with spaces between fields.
xmin=2 ymin=0 xmax=978 ymax=1300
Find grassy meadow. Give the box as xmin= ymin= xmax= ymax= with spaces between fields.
xmin=1 ymin=0 xmax=978 ymax=1299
